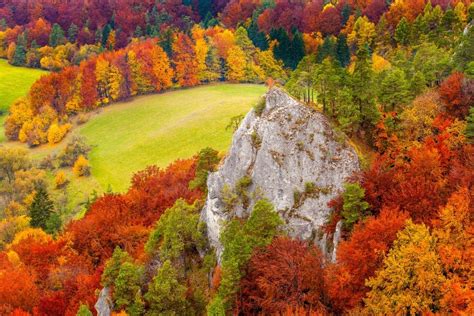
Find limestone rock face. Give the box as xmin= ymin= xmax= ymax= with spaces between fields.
xmin=95 ymin=287 xmax=113 ymax=316
xmin=201 ymin=88 xmax=359 ymax=259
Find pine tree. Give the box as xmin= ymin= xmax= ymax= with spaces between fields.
xmin=114 ymin=262 xmax=144 ymax=314
xmin=336 ymin=34 xmax=350 ymax=67
xmin=76 ymin=304 xmax=93 ymax=316
xmin=465 ymin=107 xmax=474 ymax=143
xmin=351 ymin=45 xmax=379 ymax=128
xmin=144 ymin=260 xmax=188 ymax=315
xmin=316 ymin=36 xmax=336 ymax=63
xmin=395 ymin=17 xmax=410 ymax=46
xmin=12 ymin=32 xmax=27 ymax=66
xmin=101 ymin=247 xmax=132 ymax=287
xmin=270 ymin=28 xmax=291 ymax=68
xmin=29 ymin=186 xmax=54 ymax=230
xmin=68 ymin=23 xmax=79 ymax=42
xmin=101 ymin=24 xmax=112 ymax=48
xmin=342 ymin=183 xmax=369 ymax=230
xmin=210 ymin=199 xmax=283 ymax=311
xmin=189 ymin=147 xmax=220 ymax=192
xmin=0 ymin=18 xmax=6 ymax=31
xmin=134 ymin=26 xmax=143 ymax=38
xmin=289 ymin=31 xmax=305 ymax=70
xmin=378 ymin=67 xmax=410 ymax=111
xmin=454 ymin=24 xmax=474 ymax=72
xmin=248 ymin=13 xmax=268 ymax=50
xmin=49 ymin=23 xmax=65 ymax=47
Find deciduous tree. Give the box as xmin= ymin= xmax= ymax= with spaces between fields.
xmin=364 ymin=220 xmax=445 ymax=315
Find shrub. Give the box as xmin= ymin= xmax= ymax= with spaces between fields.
xmin=76 ymin=113 xmax=90 ymax=125
xmin=73 ymin=155 xmax=90 ymax=177
xmin=54 ymin=171 xmax=68 ymax=188
xmin=47 ymin=123 xmax=72 ymax=145
xmin=57 ymin=135 xmax=91 ymax=167
xmin=253 ymin=97 xmax=266 ymax=116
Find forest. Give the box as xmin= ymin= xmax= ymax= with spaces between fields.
xmin=0 ymin=0 xmax=473 ymax=315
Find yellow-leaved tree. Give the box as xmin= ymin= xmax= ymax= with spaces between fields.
xmin=226 ymin=46 xmax=246 ymax=82
xmin=364 ymin=220 xmax=445 ymax=315
xmin=73 ymin=155 xmax=90 ymax=177
xmin=348 ymin=16 xmax=376 ymax=49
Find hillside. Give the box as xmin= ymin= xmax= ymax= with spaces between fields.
xmin=0 ymin=1 xmax=473 ymax=315
xmin=0 ymin=59 xmax=46 ymax=142
xmin=79 ymin=84 xmax=266 ymax=191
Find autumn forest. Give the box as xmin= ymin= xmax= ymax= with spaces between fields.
xmin=0 ymin=0 xmax=473 ymax=315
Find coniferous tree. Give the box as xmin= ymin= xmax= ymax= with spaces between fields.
xmin=395 ymin=17 xmax=410 ymax=46
xmin=465 ymin=107 xmax=474 ymax=143
xmin=101 ymin=24 xmax=112 ymax=48
xmin=317 ymin=36 xmax=336 ymax=63
xmin=76 ymin=304 xmax=93 ymax=316
xmin=114 ymin=262 xmax=144 ymax=315
xmin=0 ymin=18 xmax=6 ymax=31
xmin=248 ymin=13 xmax=268 ymax=50
xmin=351 ymin=45 xmax=379 ymax=128
xmin=341 ymin=3 xmax=352 ymax=26
xmin=209 ymin=199 xmax=283 ymax=312
xmin=12 ymin=32 xmax=27 ymax=66
xmin=454 ymin=25 xmax=474 ymax=72
xmin=49 ymin=23 xmax=65 ymax=47
xmin=290 ymin=31 xmax=305 ymax=70
xmin=271 ymin=28 xmax=291 ymax=68
xmin=336 ymin=34 xmax=351 ymax=67
xmin=144 ymin=260 xmax=188 ymax=315
xmin=378 ymin=67 xmax=410 ymax=111
xmin=134 ymin=26 xmax=143 ymax=38
xmin=189 ymin=147 xmax=220 ymax=192
xmin=29 ymin=185 xmax=54 ymax=230
xmin=342 ymin=182 xmax=370 ymax=230
xmin=67 ymin=23 xmax=79 ymax=42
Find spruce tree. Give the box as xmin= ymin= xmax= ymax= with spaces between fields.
xmin=67 ymin=23 xmax=79 ymax=42
xmin=270 ymin=28 xmax=291 ymax=68
xmin=395 ymin=17 xmax=410 ymax=46
xmin=351 ymin=45 xmax=379 ymax=127
xmin=336 ymin=34 xmax=351 ymax=67
xmin=101 ymin=24 xmax=112 ymax=48
xmin=29 ymin=185 xmax=54 ymax=230
xmin=49 ymin=23 xmax=65 ymax=47
xmin=316 ymin=36 xmax=335 ymax=63
xmin=144 ymin=260 xmax=188 ymax=315
xmin=378 ymin=67 xmax=410 ymax=111
xmin=76 ymin=304 xmax=93 ymax=316
xmin=289 ymin=30 xmax=305 ymax=70
xmin=248 ymin=13 xmax=268 ymax=50
xmin=342 ymin=183 xmax=370 ymax=230
xmin=12 ymin=32 xmax=27 ymax=66
xmin=0 ymin=18 xmax=7 ymax=31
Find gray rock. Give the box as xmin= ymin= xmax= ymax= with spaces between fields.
xmin=200 ymin=87 xmax=359 ymax=260
xmin=95 ymin=287 xmax=113 ymax=316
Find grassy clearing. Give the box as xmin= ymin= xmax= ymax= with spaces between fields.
xmin=0 ymin=59 xmax=47 ymax=142
xmin=79 ymin=84 xmax=266 ymax=191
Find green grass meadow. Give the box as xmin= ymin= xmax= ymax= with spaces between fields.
xmin=79 ymin=84 xmax=266 ymax=191
xmin=0 ymin=59 xmax=46 ymax=142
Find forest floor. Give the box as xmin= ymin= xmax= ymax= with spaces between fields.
xmin=0 ymin=59 xmax=46 ymax=142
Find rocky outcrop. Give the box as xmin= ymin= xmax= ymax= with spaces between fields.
xmin=95 ymin=287 xmax=113 ymax=316
xmin=201 ymin=87 xmax=359 ymax=259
